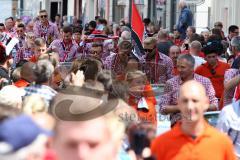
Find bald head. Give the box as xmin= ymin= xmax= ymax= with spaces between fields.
xmin=180 ymin=80 xmax=207 ymax=98
xmin=179 ymin=0 xmax=187 ymax=9
xmin=178 ymin=80 xmax=209 ymax=123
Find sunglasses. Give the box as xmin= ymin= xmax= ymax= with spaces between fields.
xmin=210 ymin=69 xmax=216 ymax=75
xmin=40 ymin=15 xmax=48 ymax=18
xmin=90 ymin=51 xmax=101 ymax=55
xmin=28 ymin=36 xmax=35 ymax=39
xmin=144 ymin=48 xmax=154 ymax=53
xmin=17 ymin=30 xmax=24 ymax=33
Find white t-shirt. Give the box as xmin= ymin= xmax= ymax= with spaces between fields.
xmin=217 ymin=100 xmax=240 ymax=158
xmin=192 ymin=55 xmax=206 ymax=69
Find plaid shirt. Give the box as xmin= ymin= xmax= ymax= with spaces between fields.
xmin=24 ymin=84 xmax=57 ymax=106
xmin=16 ymin=46 xmax=34 ymax=64
xmin=145 ymin=52 xmax=173 ymax=84
xmin=159 ymin=74 xmax=218 ymax=125
xmin=33 ymin=21 xmax=59 ymax=46
xmin=224 ymin=69 xmax=240 ymax=106
xmin=104 ymin=52 xmax=126 ymax=76
xmin=49 ymin=39 xmax=79 ymax=62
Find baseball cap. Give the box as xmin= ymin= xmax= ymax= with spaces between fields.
xmin=0 ymin=114 xmax=51 ymax=153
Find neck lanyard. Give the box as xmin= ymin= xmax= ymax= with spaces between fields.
xmin=155 ymin=50 xmax=160 ymax=83
xmin=40 ymin=23 xmax=49 ymax=37
xmin=61 ymin=41 xmax=73 ymax=61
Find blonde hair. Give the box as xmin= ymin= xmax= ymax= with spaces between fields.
xmin=34 ymin=38 xmax=46 ymax=47
xmin=23 ymin=95 xmax=48 ymax=114
xmin=38 ymin=52 xmax=60 ymax=68
xmin=126 ymin=70 xmax=147 ymax=83
xmin=143 ymin=37 xmax=157 ymax=46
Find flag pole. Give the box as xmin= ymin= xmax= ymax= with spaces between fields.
xmin=129 ymin=0 xmax=132 ymax=27
xmin=129 ymin=0 xmax=132 ymax=44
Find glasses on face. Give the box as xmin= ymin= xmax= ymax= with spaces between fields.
xmin=170 ymin=51 xmax=180 ymax=54
xmin=144 ymin=48 xmax=154 ymax=53
xmin=40 ymin=15 xmax=48 ymax=18
xmin=28 ymin=36 xmax=35 ymax=39
xmin=17 ymin=30 xmax=24 ymax=33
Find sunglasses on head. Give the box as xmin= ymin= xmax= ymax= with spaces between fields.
xmin=40 ymin=15 xmax=48 ymax=18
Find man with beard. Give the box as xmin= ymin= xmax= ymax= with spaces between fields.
xmin=143 ymin=37 xmax=173 ymax=84
xmin=49 ymin=26 xmax=79 ymax=62
xmin=104 ymin=40 xmax=132 ymax=80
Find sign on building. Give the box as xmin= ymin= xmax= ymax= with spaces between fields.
xmin=185 ymin=0 xmax=204 ymax=5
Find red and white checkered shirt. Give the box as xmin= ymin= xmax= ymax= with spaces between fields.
xmin=104 ymin=52 xmax=126 ymax=76
xmin=159 ymin=74 xmax=218 ymax=125
xmin=224 ymin=69 xmax=240 ymax=106
xmin=144 ymin=52 xmax=173 ymax=84
xmin=33 ymin=21 xmax=59 ymax=46
xmin=49 ymin=39 xmax=80 ymax=62
xmin=16 ymin=46 xmax=34 ymax=63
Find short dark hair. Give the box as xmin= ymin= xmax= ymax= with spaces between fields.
xmin=189 ymin=33 xmax=202 ymax=43
xmin=0 ymin=45 xmax=8 ymax=65
xmin=202 ymin=41 xmax=223 ymax=56
xmin=177 ymin=54 xmax=195 ymax=68
xmin=0 ymin=23 xmax=5 ymax=27
xmin=188 ymin=26 xmax=196 ymax=33
xmin=73 ymin=27 xmax=82 ymax=34
xmin=17 ymin=23 xmax=25 ymax=28
xmin=62 ymin=26 xmax=72 ymax=34
xmin=95 ymin=16 xmax=100 ymax=21
xmin=5 ymin=17 xmax=14 ymax=22
xmin=80 ymin=58 xmax=101 ymax=81
xmin=228 ymin=25 xmax=239 ymax=34
xmin=143 ymin=18 xmax=151 ymax=26
xmin=89 ymin=21 xmax=97 ymax=29
xmin=99 ymin=18 xmax=107 ymax=25
xmin=55 ymin=14 xmax=61 ymax=17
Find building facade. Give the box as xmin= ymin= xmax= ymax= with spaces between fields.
xmin=18 ymin=0 xmax=82 ymax=22
xmin=211 ymin=0 xmax=240 ymax=33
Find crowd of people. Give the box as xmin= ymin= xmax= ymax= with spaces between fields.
xmin=0 ymin=0 xmax=239 ymax=159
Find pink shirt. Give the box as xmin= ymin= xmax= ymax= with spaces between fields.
xmin=159 ymin=74 xmax=218 ymax=125
xmin=16 ymin=46 xmax=34 ymax=63
xmin=145 ymin=52 xmax=174 ymax=84
xmin=33 ymin=21 xmax=59 ymax=46
xmin=49 ymin=39 xmax=79 ymax=62
xmin=224 ymin=69 xmax=240 ymax=106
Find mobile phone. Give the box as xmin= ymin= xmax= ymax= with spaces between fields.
xmin=185 ymin=43 xmax=189 ymax=50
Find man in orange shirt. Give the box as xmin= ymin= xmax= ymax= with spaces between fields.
xmin=195 ymin=41 xmax=230 ymax=100
xmin=151 ymin=80 xmax=236 ymax=160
